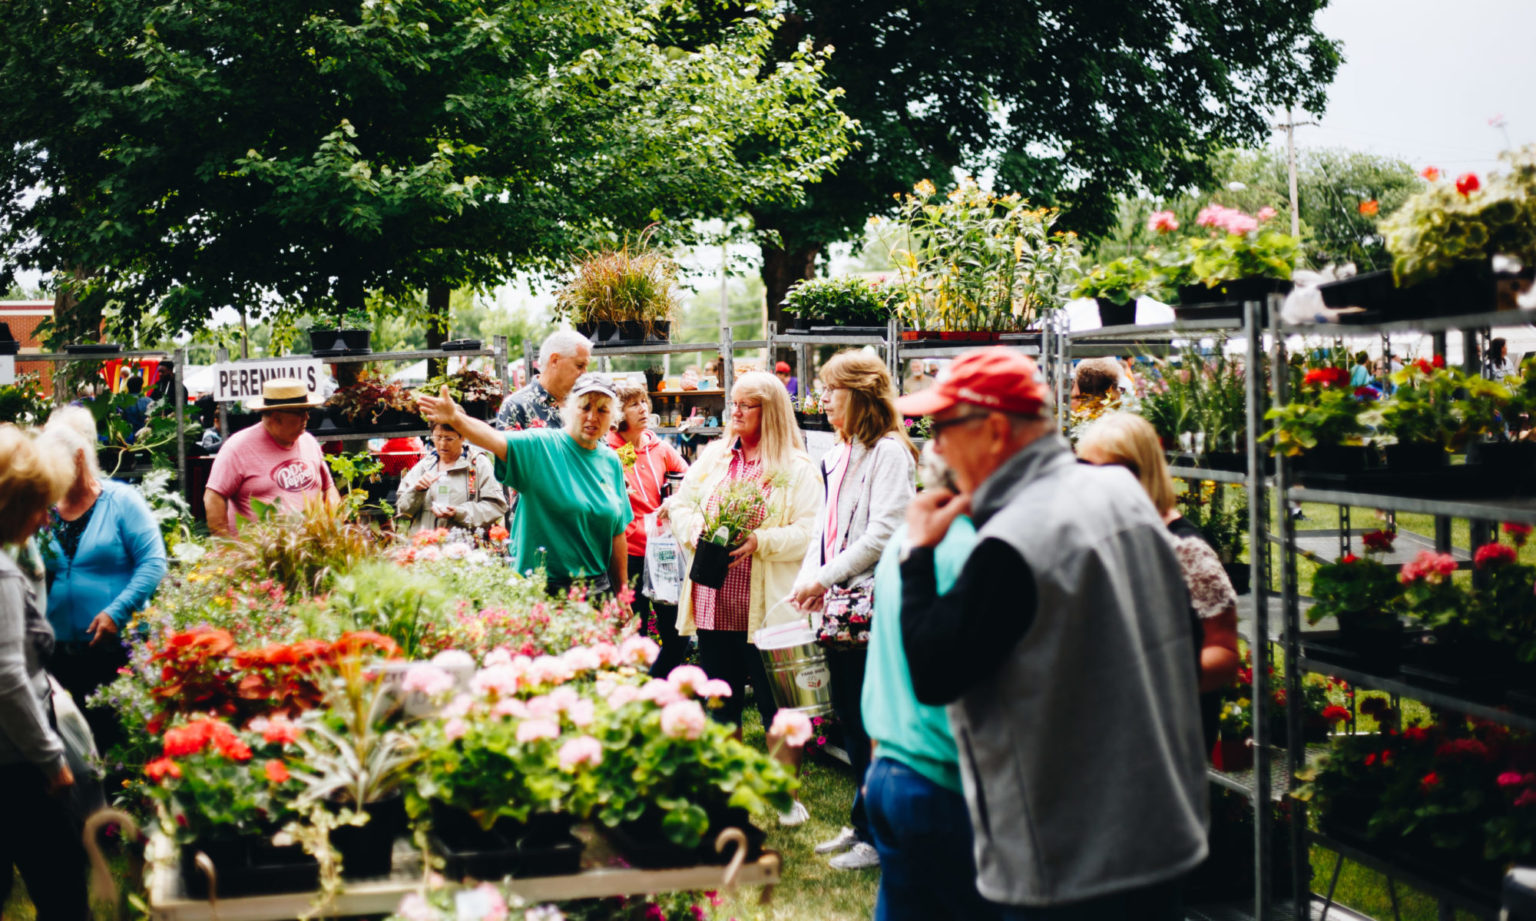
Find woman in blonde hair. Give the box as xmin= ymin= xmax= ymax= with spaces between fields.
xmin=663 ymin=371 xmax=820 ymax=823
xmin=0 ymin=424 xmax=90 ymax=915
xmin=791 ymin=349 xmax=917 ymax=870
xmin=1076 ymin=412 xmax=1240 ymax=750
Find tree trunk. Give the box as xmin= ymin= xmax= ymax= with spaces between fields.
xmin=425 ymin=283 xmax=450 ymax=379
xmin=760 ymin=239 xmax=821 ymax=340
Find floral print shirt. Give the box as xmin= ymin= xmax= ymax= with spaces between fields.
xmin=495 ymin=380 xmax=563 ymax=432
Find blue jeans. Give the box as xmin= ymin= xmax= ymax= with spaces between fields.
xmin=866 ymin=757 xmax=1001 ymax=921
xmin=996 ymin=876 xmax=1184 ymax=921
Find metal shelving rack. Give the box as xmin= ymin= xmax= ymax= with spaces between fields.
xmin=1267 ymin=304 xmax=1536 ymax=921
xmin=22 ymin=347 xmax=189 ymax=489
xmin=1058 ymin=300 xmax=1283 ymax=921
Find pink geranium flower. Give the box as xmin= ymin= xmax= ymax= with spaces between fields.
xmin=557 ymin=735 xmax=603 ymax=771
xmin=667 ymin=664 xmax=711 ymax=696
xmin=769 ymin=710 xmax=814 ymax=747
xmin=618 ymin=635 xmax=661 ymax=667
xmin=660 ymin=700 xmax=708 ymax=740
xmin=515 ymin=719 xmax=560 ymax=743
xmin=1147 ymin=210 xmax=1180 ymax=233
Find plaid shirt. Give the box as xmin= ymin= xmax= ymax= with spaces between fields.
xmin=495 ymin=380 xmax=562 ymax=432
xmin=691 ymin=446 xmax=767 ymax=632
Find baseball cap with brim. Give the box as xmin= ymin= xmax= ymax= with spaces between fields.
xmin=894 ymin=348 xmax=1050 ymax=418
xmin=569 ymin=373 xmax=617 ymax=401
xmin=775 ymin=361 xmax=792 ymax=374
xmin=249 ymin=378 xmax=325 ymax=412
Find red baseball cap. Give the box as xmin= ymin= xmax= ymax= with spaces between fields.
xmin=774 ymin=361 xmax=792 ymax=374
xmin=894 ymin=348 xmax=1050 ymax=418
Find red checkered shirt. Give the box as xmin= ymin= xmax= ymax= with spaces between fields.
xmin=691 ymin=446 xmax=767 ymax=632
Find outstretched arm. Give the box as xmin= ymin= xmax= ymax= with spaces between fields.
xmin=418 ymin=386 xmax=507 ymax=461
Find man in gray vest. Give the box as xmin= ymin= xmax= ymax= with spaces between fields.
xmin=895 ymin=348 xmax=1207 ymax=920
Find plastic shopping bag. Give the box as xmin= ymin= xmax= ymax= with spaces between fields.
xmin=644 ymin=513 xmax=682 ymax=604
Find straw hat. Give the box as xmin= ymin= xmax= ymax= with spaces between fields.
xmin=248 ymin=378 xmax=325 ymax=412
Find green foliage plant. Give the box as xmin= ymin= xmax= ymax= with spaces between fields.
xmin=1378 ymin=357 xmax=1510 ymax=450
xmin=1263 ymin=365 xmax=1366 ymax=456
xmin=1176 ymin=480 xmax=1248 ymax=565
xmin=143 ymin=717 xmax=306 ymax=846
xmin=780 ymin=275 xmax=899 ymax=325
xmin=885 ymin=178 xmax=1082 ymax=332
xmin=1072 ymin=256 xmax=1152 ymax=306
xmin=697 ymin=473 xmax=787 ymax=547
xmin=1183 ymin=204 xmax=1302 ymax=288
xmin=213 ymin=498 xmax=374 ymax=596
xmin=1307 ymin=530 xmax=1403 ymax=628
xmin=0 ymin=373 xmax=51 ymax=425
xmin=1383 ymin=144 xmax=1536 ymax=288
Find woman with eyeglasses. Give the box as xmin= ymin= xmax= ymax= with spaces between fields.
xmin=419 ymin=374 xmax=632 ymax=597
xmin=395 ymin=421 xmax=508 ymax=536
xmin=662 ymin=371 xmax=820 ymax=822
xmin=1076 ymin=412 xmax=1240 ymax=750
xmin=790 ymin=350 xmax=917 ymax=870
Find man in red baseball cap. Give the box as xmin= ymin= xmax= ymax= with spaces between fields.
xmin=895 ymin=348 xmax=1207 ymax=917
xmin=773 ymin=360 xmax=799 ymax=399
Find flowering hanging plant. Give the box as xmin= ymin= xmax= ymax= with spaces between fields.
xmin=1182 ymin=203 xmax=1300 ymax=289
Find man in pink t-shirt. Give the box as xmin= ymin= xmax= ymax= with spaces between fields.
xmin=204 ymin=378 xmax=339 ymax=536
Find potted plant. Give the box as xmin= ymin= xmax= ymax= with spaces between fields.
xmin=1305 ymin=529 xmax=1407 ymax=669
xmin=418 ymin=369 xmax=505 ymax=421
xmin=780 ymin=275 xmax=898 ymax=334
xmin=794 ymin=392 xmax=829 ymax=431
xmin=884 ymin=177 xmax=1082 ymax=335
xmin=285 ymin=638 xmax=418 ymax=883
xmin=309 ymin=308 xmax=374 ymax=356
xmin=1264 ymin=364 xmax=1374 ymax=475
xmin=555 ymin=231 xmax=680 ymax=344
xmin=1370 ymin=146 xmax=1536 ymax=316
xmin=1176 ymin=479 xmax=1251 ymax=593
xmin=687 ymin=475 xmax=786 ymax=589
xmin=1072 ymin=256 xmax=1151 ymax=326
xmin=144 ymin=716 xmax=316 ymax=898
xmin=1173 ymin=204 xmax=1299 ymax=311
xmin=328 ymin=372 xmax=420 ymax=431
xmin=0 ymin=373 xmax=53 ymax=426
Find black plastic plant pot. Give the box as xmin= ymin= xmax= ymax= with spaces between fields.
xmin=1318 ymin=270 xmax=1396 ymax=310
xmin=180 ymin=836 xmax=319 ymax=899
xmin=0 ymin=322 xmax=17 ymax=355
xmin=604 ymin=806 xmax=763 ymax=869
xmin=614 ymin=320 xmax=646 ymax=343
xmin=330 ymin=796 xmax=406 ymax=880
xmin=1298 ymin=445 xmax=1378 ymax=476
xmin=574 ymin=321 xmax=600 ymax=340
xmin=1466 ymin=440 xmax=1536 ymax=474
xmin=1095 ymin=297 xmax=1137 ymax=327
xmin=689 ymin=539 xmax=733 ymax=589
xmin=338 ymin=328 xmax=372 ymax=353
xmin=646 ymin=320 xmax=672 ymax=343
xmin=1222 ymin=561 xmax=1251 ymax=596
xmin=596 ymin=321 xmax=619 ymax=343
xmin=1383 ymin=443 xmax=1449 ymax=472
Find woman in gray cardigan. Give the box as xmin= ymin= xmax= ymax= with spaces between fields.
xmin=0 ymin=424 xmax=89 ymax=917
xmin=791 ymin=350 xmax=917 ymax=870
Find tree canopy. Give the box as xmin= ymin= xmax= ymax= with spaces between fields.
xmin=0 ymin=0 xmax=852 ymax=339
xmin=729 ymin=0 xmax=1342 ymax=314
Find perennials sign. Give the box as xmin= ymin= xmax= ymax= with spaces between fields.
xmin=213 ymin=358 xmax=324 ymax=403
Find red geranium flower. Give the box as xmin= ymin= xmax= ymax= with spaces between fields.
xmin=1321 ymin=705 xmax=1351 ymax=723
xmin=1361 ymin=529 xmax=1396 ymax=553
xmin=1474 ymin=543 xmax=1517 ymax=568
xmin=264 ymin=759 xmax=291 ymax=784
xmin=1455 ymin=173 xmax=1480 ymax=197
xmin=1357 ymin=199 xmax=1379 ymax=216
xmin=145 ymin=757 xmax=182 ymax=782
xmin=1503 ymin=522 xmax=1533 ymax=546
xmin=1303 ymin=366 xmax=1350 ymax=388
xmin=1432 ymin=355 xmax=1445 ymax=368
xmin=1420 ymin=771 xmax=1442 ymax=791
xmin=1340 ymin=552 xmax=1359 ymax=564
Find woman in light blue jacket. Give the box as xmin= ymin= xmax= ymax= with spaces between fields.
xmin=40 ymin=409 xmax=167 ymax=764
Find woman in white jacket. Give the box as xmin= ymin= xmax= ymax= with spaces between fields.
xmin=791 ymin=350 xmax=917 ymax=870
xmin=663 ymin=371 xmax=820 ymax=822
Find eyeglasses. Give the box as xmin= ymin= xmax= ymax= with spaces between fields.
xmin=930 ymin=413 xmax=987 ymax=436
xmin=729 ymin=401 xmax=762 ymax=412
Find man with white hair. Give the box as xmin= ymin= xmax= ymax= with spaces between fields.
xmin=495 ymin=329 xmax=593 ymax=431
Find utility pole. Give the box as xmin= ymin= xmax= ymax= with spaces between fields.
xmin=1273 ymin=108 xmax=1315 ymax=238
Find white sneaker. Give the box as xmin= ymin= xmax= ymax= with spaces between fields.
xmin=814 ymin=826 xmax=859 ymax=855
xmin=828 ymin=841 xmax=880 ymax=870
xmin=778 ymin=800 xmax=810 ymax=827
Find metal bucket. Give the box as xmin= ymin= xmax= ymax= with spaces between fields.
xmin=756 ymin=619 xmax=833 ymax=718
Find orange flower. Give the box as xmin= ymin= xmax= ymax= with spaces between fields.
xmin=264 ymin=759 xmax=291 ymax=783
xmin=1420 ymin=166 xmax=1441 ymax=182
xmin=145 ymin=757 xmax=182 ymax=782
xmin=488 ymin=523 xmax=510 ymax=543
xmin=1357 ymin=199 xmax=1379 ymax=216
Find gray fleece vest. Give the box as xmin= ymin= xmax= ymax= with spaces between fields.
xmin=948 ymin=436 xmax=1209 ymax=906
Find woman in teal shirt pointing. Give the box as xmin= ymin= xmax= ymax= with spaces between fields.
xmin=420 ymin=373 xmax=632 ymax=597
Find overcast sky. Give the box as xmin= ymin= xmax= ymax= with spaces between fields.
xmin=1302 ymin=0 xmax=1536 ymax=175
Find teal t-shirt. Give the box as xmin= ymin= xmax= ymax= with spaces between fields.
xmin=494 ymin=429 xmax=633 ymax=582
xmin=861 ymin=517 xmax=977 ymax=794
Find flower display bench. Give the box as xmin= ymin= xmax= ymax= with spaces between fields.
xmin=140 ymin=829 xmax=780 ymax=921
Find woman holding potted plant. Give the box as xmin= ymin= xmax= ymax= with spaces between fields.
xmin=1076 ymin=413 xmax=1241 ymax=749
xmin=607 ymin=384 xmax=690 ymax=676
xmin=661 ymin=371 xmax=820 ymax=821
xmin=418 ymin=375 xmax=632 ymax=596
xmin=789 ymin=350 xmax=917 ymax=871
xmin=394 ymin=421 xmax=508 ymax=536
